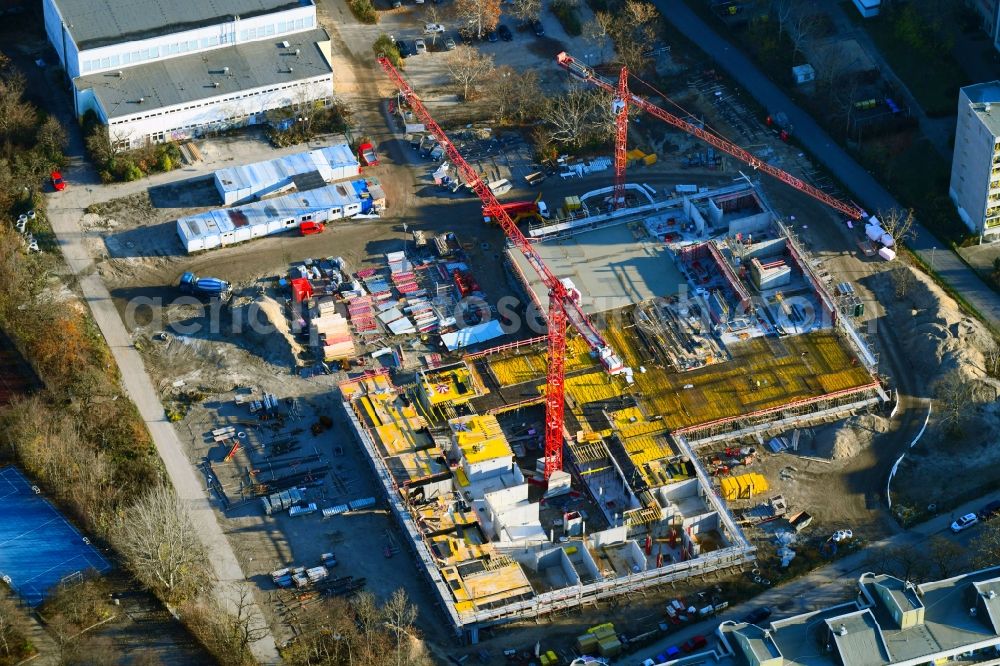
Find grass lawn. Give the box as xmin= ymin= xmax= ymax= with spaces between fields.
xmin=843 ymin=2 xmax=970 ymax=117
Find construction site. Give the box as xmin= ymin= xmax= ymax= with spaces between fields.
xmin=328 ymin=54 xmax=890 ymax=644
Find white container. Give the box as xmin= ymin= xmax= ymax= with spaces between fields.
xmin=878 ymin=247 xmax=896 ymax=261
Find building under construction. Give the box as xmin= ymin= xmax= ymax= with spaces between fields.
xmin=339 ymin=181 xmax=884 ymax=641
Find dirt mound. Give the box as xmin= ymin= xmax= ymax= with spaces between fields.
xmin=870 ymin=267 xmax=991 ymax=381
xmin=805 ymin=415 xmax=889 ymax=460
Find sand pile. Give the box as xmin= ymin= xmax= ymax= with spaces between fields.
xmin=870 ymin=267 xmax=991 ymax=380
xmin=807 ymin=415 xmax=889 ymax=460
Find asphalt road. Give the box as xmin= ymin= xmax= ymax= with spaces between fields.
xmin=653 ymin=1 xmax=1000 ymax=326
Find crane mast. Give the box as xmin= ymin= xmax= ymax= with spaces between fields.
xmin=376 ymin=56 xmax=625 ymax=480
xmin=612 ymin=66 xmax=629 ymax=210
xmin=555 ymin=52 xmax=867 ymax=221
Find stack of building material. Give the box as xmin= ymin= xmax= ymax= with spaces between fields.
xmin=348 ymin=496 xmax=376 ymax=511
xmin=386 ymin=251 xmax=411 ymax=274
xmin=719 ymin=473 xmax=769 ymax=500
xmin=362 ymin=271 xmax=393 ymax=302
xmin=305 ymin=566 xmax=329 ymax=584
xmin=311 ymin=310 xmax=355 ymax=361
xmin=406 ymin=299 xmax=439 ymax=333
xmin=392 ymin=271 xmax=421 ymax=295
xmin=262 ymin=487 xmax=305 ymax=515
xmin=576 ymin=624 xmax=620 ymax=657
xmin=347 ymin=296 xmax=377 ymax=334
xmin=321 ymin=503 xmax=349 ymax=517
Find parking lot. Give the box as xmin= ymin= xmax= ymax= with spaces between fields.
xmin=317 ymin=0 xmax=601 ymax=97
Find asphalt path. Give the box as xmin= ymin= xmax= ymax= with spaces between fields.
xmin=43 ymin=114 xmax=281 ymax=666
xmin=652 ymin=1 xmax=1000 ymax=326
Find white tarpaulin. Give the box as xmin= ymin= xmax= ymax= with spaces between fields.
xmin=440 ymin=320 xmax=505 ymax=351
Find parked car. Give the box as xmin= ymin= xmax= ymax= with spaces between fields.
xmin=532 ymin=19 xmax=545 ymax=35
xmin=391 ymin=0 xmax=402 ymax=8
xmin=951 ymin=513 xmax=979 ymax=533
xmin=680 ymin=635 xmax=708 ymax=653
xmin=50 ymin=171 xmax=65 ymax=191
xmin=414 ymin=38 xmax=427 ymax=54
xmin=742 ymin=606 xmax=772 ymax=625
xmin=498 ymin=24 xmax=512 ymax=40
xmin=396 ymin=40 xmax=412 ymax=57
xmin=424 ymin=22 xmax=446 ymax=34
xmin=299 ymin=221 xmax=324 ymax=236
xmin=444 ymin=35 xmax=456 ymax=50
xmin=979 ymin=500 xmax=1000 ymax=521
xmin=486 ymin=29 xmax=498 ymax=42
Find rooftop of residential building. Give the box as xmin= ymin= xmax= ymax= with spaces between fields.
xmin=962 ymin=80 xmax=1000 ymax=136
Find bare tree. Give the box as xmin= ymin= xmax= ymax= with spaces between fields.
xmin=542 ymin=87 xmax=603 ymax=147
xmin=770 ymin=0 xmax=795 ymax=40
xmin=509 ymin=0 xmax=541 ymax=23
xmin=445 ymin=46 xmax=495 ymax=101
xmin=230 ymin=583 xmax=269 ymax=652
xmin=111 ymin=484 xmax=214 ymax=602
xmin=886 ymin=544 xmax=931 ymax=582
xmin=934 ymin=369 xmax=977 ymax=437
xmin=383 ymin=589 xmax=418 ymax=666
xmin=453 ymin=0 xmax=501 ymax=40
xmin=583 ymin=15 xmax=613 ymax=63
xmin=353 ymin=591 xmax=383 ymax=665
xmin=36 ymin=115 xmax=68 ymax=160
xmin=485 ymin=66 xmax=541 ymax=123
xmin=0 ymin=592 xmax=26 ymax=660
xmin=927 ymin=536 xmax=966 ymax=579
xmin=889 ymin=266 xmax=916 ymax=300
xmin=877 ymin=208 xmax=916 ymax=246
xmin=978 ymin=332 xmax=1000 ymax=376
xmin=972 ymin=521 xmax=1000 ymax=569
xmin=789 ymin=10 xmax=822 ymax=61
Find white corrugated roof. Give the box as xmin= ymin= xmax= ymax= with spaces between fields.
xmin=178 ymin=177 xmax=373 ymax=241
xmin=214 ymin=143 xmax=358 ymax=198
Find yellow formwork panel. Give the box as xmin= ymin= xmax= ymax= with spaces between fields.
xmin=600 ymin=324 xmax=874 ymax=431
xmin=488 ymin=336 xmax=595 ymax=387
xmin=556 ymin=370 xmax=623 ymax=406
xmin=719 ymin=473 xmax=769 ymax=500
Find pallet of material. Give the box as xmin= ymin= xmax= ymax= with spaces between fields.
xmin=324 ymin=343 xmax=355 ymax=361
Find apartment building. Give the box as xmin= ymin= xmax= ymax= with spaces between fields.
xmin=42 ymin=0 xmax=333 ymax=149
xmin=949 ymin=81 xmax=1000 ymax=242
xmin=680 ymin=567 xmax=1000 ymax=666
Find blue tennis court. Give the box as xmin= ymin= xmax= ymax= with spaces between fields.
xmin=0 ymin=466 xmax=112 ymax=605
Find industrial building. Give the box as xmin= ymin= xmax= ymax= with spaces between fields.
xmin=43 ymin=0 xmax=333 ymax=149
xmin=176 ymin=177 xmax=384 ymax=253
xmin=690 ymin=567 xmax=1000 ymax=666
xmin=949 ymin=81 xmax=1000 ymax=242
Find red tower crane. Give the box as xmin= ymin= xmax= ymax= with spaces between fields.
xmin=376 ymin=56 xmax=624 ymax=480
xmin=612 ymin=66 xmax=629 ymax=210
xmin=556 ymin=52 xmax=867 ymax=222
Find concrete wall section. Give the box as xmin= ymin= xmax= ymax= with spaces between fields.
xmin=728 ymin=211 xmax=771 ymax=237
